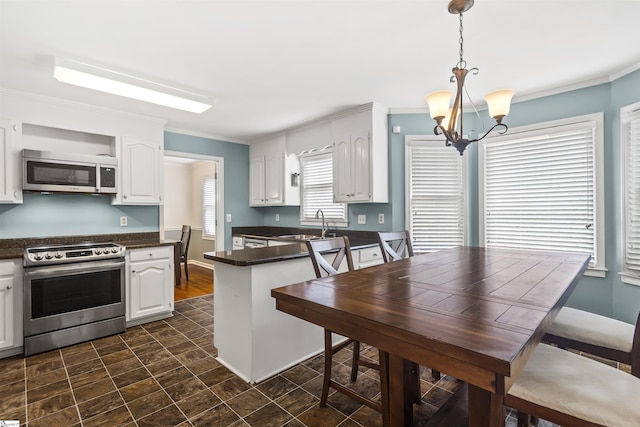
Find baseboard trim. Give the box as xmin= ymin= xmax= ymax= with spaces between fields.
xmin=189 ymin=260 xmax=214 ymax=270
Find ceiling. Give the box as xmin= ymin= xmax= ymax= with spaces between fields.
xmin=2 ymin=0 xmax=639 ymax=144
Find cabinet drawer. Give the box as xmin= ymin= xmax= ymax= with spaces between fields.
xmin=0 ymin=260 xmax=17 ymax=275
xmin=129 ymin=247 xmax=172 ymax=262
xmin=359 ymin=246 xmax=383 ymax=264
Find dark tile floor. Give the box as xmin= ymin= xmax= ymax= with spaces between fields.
xmin=0 ymin=294 xmax=553 ymax=426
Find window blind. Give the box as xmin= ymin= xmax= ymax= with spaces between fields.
xmin=623 ymin=110 xmax=640 ymax=277
xmin=203 ymin=176 xmax=216 ymax=238
xmin=406 ymin=138 xmax=466 ymax=253
xmin=481 ymin=121 xmax=598 ymax=265
xmin=300 ymin=151 xmax=346 ymax=221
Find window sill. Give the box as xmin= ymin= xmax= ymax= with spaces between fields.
xmin=300 ymin=219 xmax=349 ymax=228
xmin=583 ymin=267 xmax=607 ymax=278
xmin=620 ymin=273 xmax=640 ymax=287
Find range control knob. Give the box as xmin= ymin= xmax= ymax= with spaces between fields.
xmin=54 ymin=251 xmax=63 ymax=259
xmin=111 ymin=248 xmax=119 ymax=254
xmin=95 ymin=249 xmax=102 ymax=255
xmin=44 ymin=252 xmax=54 ymax=260
xmin=33 ymin=253 xmax=44 ymax=261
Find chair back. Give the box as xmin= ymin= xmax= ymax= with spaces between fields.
xmin=306 ymin=236 xmax=355 ymax=278
xmin=180 ymin=225 xmax=192 ymax=259
xmin=377 ymin=230 xmax=414 ymax=262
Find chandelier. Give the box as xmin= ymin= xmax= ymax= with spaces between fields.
xmin=425 ymin=0 xmax=514 ymax=155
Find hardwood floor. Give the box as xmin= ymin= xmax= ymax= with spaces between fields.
xmin=174 ymin=263 xmax=213 ymax=301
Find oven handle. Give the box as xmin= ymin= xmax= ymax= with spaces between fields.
xmin=24 ymin=259 xmax=125 ymax=278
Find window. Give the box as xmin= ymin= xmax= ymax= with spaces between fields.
xmin=203 ymin=175 xmax=216 ymax=238
xmin=300 ymin=150 xmax=347 ymax=225
xmin=406 ymin=136 xmax=467 ymax=253
xmin=479 ymin=113 xmax=605 ymax=276
xmin=621 ymin=102 xmax=640 ymax=285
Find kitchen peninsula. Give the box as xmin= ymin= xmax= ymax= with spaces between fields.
xmin=204 ymin=228 xmax=380 ymax=383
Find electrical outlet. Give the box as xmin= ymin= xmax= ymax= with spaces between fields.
xmin=378 ymin=213 xmax=384 ymax=224
xmin=226 ymin=214 xmax=232 ymax=223
xmin=120 ymin=216 xmax=127 ymax=226
xmin=358 ymin=214 xmax=366 ymax=225
xmin=275 ymin=213 xmax=280 ymax=221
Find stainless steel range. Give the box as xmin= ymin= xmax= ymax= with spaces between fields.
xmin=23 ymin=242 xmax=126 ymax=356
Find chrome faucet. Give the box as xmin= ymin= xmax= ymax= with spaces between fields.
xmin=315 ymin=209 xmax=327 ymax=238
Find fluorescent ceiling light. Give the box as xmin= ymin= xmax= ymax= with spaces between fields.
xmin=53 ymin=57 xmax=213 ymax=114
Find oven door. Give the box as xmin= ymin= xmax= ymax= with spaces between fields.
xmin=24 ymin=258 xmax=125 ymax=336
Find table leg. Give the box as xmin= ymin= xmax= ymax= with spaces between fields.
xmin=387 ymin=353 xmax=413 ymax=426
xmin=467 ymin=384 xmax=505 ymax=427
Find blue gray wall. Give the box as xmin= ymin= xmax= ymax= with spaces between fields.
xmin=0 ymin=194 xmax=158 ymax=239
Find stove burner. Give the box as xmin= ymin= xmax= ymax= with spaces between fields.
xmin=24 ymin=242 xmax=125 ymax=266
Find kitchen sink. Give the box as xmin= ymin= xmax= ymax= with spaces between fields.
xmin=277 ymin=234 xmax=322 ymax=240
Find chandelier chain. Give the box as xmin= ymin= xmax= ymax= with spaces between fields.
xmin=458 ymin=13 xmax=465 ymax=68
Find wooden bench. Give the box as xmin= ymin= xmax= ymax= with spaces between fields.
xmin=505 ymin=343 xmax=640 ymax=427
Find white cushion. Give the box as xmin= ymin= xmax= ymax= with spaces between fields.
xmin=508 ymin=344 xmax=640 ymax=427
xmin=546 ymin=307 xmax=635 ymax=353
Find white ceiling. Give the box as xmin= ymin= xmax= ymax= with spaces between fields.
xmin=2 ymin=0 xmax=639 ymax=144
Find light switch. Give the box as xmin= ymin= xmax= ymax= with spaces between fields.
xmin=226 ymin=214 xmax=232 ymax=222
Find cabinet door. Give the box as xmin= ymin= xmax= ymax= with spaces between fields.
xmin=129 ymin=260 xmax=172 ymax=320
xmin=119 ymin=137 xmax=161 ymax=204
xmin=0 ymin=119 xmax=22 ymax=204
xmin=333 ymin=137 xmax=352 ymax=202
xmin=349 ymin=130 xmax=371 ymax=202
xmin=0 ymin=276 xmax=14 ymax=350
xmin=265 ymin=152 xmax=284 ymax=205
xmin=249 ymin=156 xmax=266 ymax=206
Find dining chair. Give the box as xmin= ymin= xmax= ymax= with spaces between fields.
xmin=180 ymin=225 xmax=192 ymax=281
xmin=504 ymin=343 xmax=640 ymax=427
xmin=377 ymin=230 xmax=440 ymax=383
xmin=306 ymin=236 xmax=394 ymax=413
xmin=376 ymin=230 xmax=414 ymax=262
xmin=543 ymin=307 xmax=640 ymax=378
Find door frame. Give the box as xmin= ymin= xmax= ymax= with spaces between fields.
xmin=161 ymin=150 xmax=225 ymax=252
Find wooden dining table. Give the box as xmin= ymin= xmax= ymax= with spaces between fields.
xmin=271 ymin=246 xmax=591 ymax=426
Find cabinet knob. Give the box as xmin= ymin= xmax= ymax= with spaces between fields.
xmin=6 ymin=285 xmax=12 ymax=290
xmin=124 ymin=195 xmax=128 ymax=199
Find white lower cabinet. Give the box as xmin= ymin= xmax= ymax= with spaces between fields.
xmin=356 ymin=246 xmax=384 ymax=269
xmin=0 ymin=260 xmax=23 ymax=355
xmin=126 ymin=246 xmax=174 ymax=325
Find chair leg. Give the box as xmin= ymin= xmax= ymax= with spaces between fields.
xmin=517 ymin=411 xmax=536 ymax=427
xmin=405 ymin=360 xmax=421 ymax=404
xmin=351 ymin=340 xmax=361 ymax=382
xmin=432 ymin=369 xmax=441 ymax=381
xmin=184 ymin=261 xmax=189 ymax=281
xmin=320 ymin=329 xmax=333 ymax=407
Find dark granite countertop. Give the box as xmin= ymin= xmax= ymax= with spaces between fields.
xmin=207 ymin=226 xmax=380 ymax=266
xmin=0 ymin=232 xmax=175 ymax=260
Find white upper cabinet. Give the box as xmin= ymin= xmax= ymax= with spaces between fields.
xmin=115 ymin=136 xmax=163 ymax=205
xmin=250 ymin=135 xmax=300 ymax=207
xmin=330 ymin=103 xmax=388 ymax=203
xmin=0 ymin=119 xmax=23 ymax=204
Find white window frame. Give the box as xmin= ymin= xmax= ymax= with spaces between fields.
xmin=299 ymin=149 xmax=348 ymax=227
xmin=479 ymin=113 xmax=605 ymax=277
xmin=405 ymin=135 xmax=468 ymax=254
xmin=202 ymin=174 xmax=216 ymax=240
xmin=620 ymin=101 xmax=640 ymax=286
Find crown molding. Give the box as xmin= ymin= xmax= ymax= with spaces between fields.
xmin=164 ymin=126 xmax=248 ymax=145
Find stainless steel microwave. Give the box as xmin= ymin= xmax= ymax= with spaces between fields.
xmin=23 ymin=149 xmax=118 ymax=194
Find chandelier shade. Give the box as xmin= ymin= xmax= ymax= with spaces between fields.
xmin=484 ymin=90 xmax=515 ymax=123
